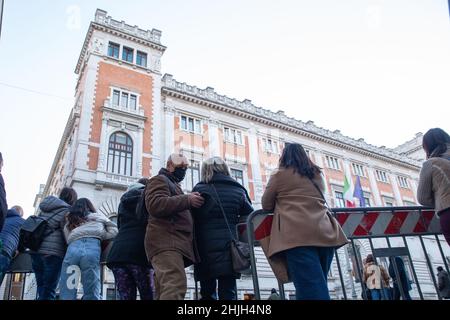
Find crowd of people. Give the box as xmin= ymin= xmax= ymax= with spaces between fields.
xmin=0 ymin=127 xmax=448 ymax=300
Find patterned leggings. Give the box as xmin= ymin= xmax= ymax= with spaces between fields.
xmin=111 ymin=265 xmax=154 ymax=300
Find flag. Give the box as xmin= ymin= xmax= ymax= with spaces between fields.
xmin=353 ymin=175 xmax=366 ymax=207
xmin=343 ymin=170 xmax=355 ymax=207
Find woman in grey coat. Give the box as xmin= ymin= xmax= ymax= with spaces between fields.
xmin=30 ymin=187 xmax=77 ymax=300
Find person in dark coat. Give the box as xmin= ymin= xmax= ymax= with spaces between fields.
xmin=30 ymin=187 xmax=77 ymax=300
xmin=0 ymin=152 xmax=8 ymax=233
xmin=437 ymin=266 xmax=450 ymax=299
xmin=192 ymin=157 xmax=253 ymax=300
xmin=388 ymin=256 xmax=412 ymax=300
xmin=0 ymin=206 xmax=25 ymax=285
xmin=107 ymin=178 xmax=154 ymax=300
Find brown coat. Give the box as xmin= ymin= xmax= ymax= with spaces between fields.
xmin=417 ymin=148 xmax=450 ymax=215
xmin=144 ymin=170 xmax=196 ymax=266
xmin=262 ymin=168 xmax=348 ymax=259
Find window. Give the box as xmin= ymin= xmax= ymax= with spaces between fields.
xmin=398 ymin=176 xmax=409 ymax=188
xmin=122 ymin=46 xmax=134 ymax=63
xmin=363 ymin=196 xmax=371 ymax=207
xmin=224 ymin=127 xmax=243 ymax=145
xmin=262 ymin=138 xmax=279 ymax=154
xmin=111 ymin=89 xmax=138 ymax=111
xmin=107 ymin=42 xmax=119 ymax=59
xmin=352 ymin=163 xmax=365 ymax=177
xmin=383 ymin=196 xmax=395 ymax=207
xmin=183 ymin=161 xmax=200 ymax=192
xmin=326 ymin=155 xmax=341 ymax=170
xmin=335 ymin=191 xmax=345 ymax=208
xmin=107 ymin=132 xmax=133 ymax=176
xmin=231 ymin=169 xmax=244 ymax=185
xmin=136 ymin=51 xmax=147 ymax=67
xmin=403 ymin=200 xmax=416 ymax=206
xmin=180 ymin=115 xmax=202 ymax=134
xmin=376 ymin=170 xmax=389 ymax=183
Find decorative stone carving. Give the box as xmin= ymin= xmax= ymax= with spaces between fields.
xmin=92 ymin=37 xmax=104 ymax=53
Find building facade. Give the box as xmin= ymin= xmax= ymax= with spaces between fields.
xmin=26 ymin=9 xmax=448 ymax=300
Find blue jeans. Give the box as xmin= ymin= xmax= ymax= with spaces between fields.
xmin=370 ymin=288 xmax=392 ymax=300
xmin=59 ymin=238 xmax=101 ymax=300
xmin=285 ymin=246 xmax=335 ymax=300
xmin=31 ymin=253 xmax=63 ymax=300
xmin=0 ymin=253 xmax=11 ymax=286
xmin=200 ymin=276 xmax=237 ymax=300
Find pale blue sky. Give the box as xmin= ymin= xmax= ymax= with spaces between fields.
xmin=0 ymin=0 xmax=449 ymax=216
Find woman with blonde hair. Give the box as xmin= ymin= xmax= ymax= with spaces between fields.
xmin=191 ymin=157 xmax=253 ymax=300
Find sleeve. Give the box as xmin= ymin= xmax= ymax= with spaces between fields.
xmin=63 ymin=223 xmax=70 ymax=243
xmin=239 ymin=192 xmax=254 ymax=218
xmin=0 ymin=174 xmax=8 ymax=232
xmin=145 ymin=176 xmax=190 ymax=218
xmin=417 ymin=160 xmax=434 ymax=207
xmin=261 ymin=172 xmax=278 ymax=212
xmin=381 ymin=266 xmax=390 ymax=282
xmin=102 ymin=218 xmax=118 ymax=240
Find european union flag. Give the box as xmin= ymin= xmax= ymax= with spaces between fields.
xmin=353 ymin=175 xmax=366 ymax=207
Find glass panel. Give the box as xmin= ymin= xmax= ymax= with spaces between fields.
xmin=188 ymin=118 xmax=194 ymax=132
xmin=112 ymin=90 xmax=120 ymax=106
xmin=181 ymin=116 xmax=187 ymax=130
xmin=130 ymin=95 xmax=137 ymax=110
xmin=237 ymin=131 xmax=242 ymax=144
xmin=122 ymin=47 xmax=133 ymax=63
xmin=137 ymin=51 xmax=147 ymax=67
xmin=121 ymin=93 xmax=128 ymax=108
xmin=108 ymin=42 xmax=119 ymax=58
xmin=194 ymin=119 xmax=201 ymax=133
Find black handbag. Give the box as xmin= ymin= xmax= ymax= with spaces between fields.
xmin=210 ymin=185 xmax=251 ymax=273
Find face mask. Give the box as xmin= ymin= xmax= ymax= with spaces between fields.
xmin=173 ymin=167 xmax=187 ymax=182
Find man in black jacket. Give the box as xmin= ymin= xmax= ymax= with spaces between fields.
xmin=0 ymin=152 xmax=8 ymax=233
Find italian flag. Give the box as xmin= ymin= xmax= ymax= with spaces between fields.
xmin=343 ymin=170 xmax=356 ymax=207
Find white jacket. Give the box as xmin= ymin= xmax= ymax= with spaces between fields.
xmin=64 ymin=212 xmax=118 ymax=245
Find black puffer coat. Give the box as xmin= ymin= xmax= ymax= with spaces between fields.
xmin=192 ymin=173 xmax=253 ymax=281
xmin=106 ymin=183 xmax=150 ymax=268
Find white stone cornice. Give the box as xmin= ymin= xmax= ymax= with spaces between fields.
xmin=161 ymin=74 xmax=422 ymax=170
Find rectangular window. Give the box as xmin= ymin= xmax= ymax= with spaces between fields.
xmin=398 ymin=176 xmax=409 ymax=188
xmin=129 ymin=95 xmax=137 ymax=110
xmin=107 ymin=42 xmax=119 ymax=59
xmin=352 ymin=163 xmax=365 ymax=177
xmin=231 ymin=169 xmax=244 ymax=185
xmin=376 ymin=170 xmax=389 ymax=183
xmin=224 ymin=127 xmax=243 ymax=145
xmin=183 ymin=162 xmax=200 ymax=192
xmin=363 ymin=197 xmax=371 ymax=207
xmin=263 ymin=138 xmax=279 ymax=153
xmin=122 ymin=46 xmax=134 ymax=63
xmin=335 ymin=191 xmax=345 ymax=208
xmin=180 ymin=115 xmax=202 ymax=134
xmin=112 ymin=90 xmax=120 ymax=106
xmin=326 ymin=156 xmax=341 ymax=170
xmin=121 ymin=92 xmax=128 ymax=108
xmin=403 ymin=200 xmax=416 ymax=206
xmin=383 ymin=196 xmax=395 ymax=207
xmin=136 ymin=51 xmax=147 ymax=67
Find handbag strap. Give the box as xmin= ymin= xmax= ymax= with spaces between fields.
xmin=308 ymin=176 xmax=333 ymax=212
xmin=210 ymin=184 xmax=236 ymax=242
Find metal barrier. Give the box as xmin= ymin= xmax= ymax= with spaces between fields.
xmin=242 ymin=206 xmax=450 ymax=300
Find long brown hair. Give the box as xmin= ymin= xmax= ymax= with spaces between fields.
xmin=279 ymin=143 xmax=321 ymax=179
xmin=67 ymin=198 xmax=96 ymax=231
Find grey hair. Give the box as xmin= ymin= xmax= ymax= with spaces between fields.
xmin=201 ymin=157 xmax=230 ymax=183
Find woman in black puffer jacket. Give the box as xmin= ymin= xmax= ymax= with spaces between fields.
xmin=192 ymin=157 xmax=253 ymax=300
xmin=106 ymin=178 xmax=154 ymax=300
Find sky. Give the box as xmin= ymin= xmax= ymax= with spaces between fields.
xmin=0 ymin=0 xmax=449 ymax=216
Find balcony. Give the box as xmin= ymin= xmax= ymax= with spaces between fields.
xmin=95 ymin=171 xmax=139 ymax=189
xmin=103 ymin=98 xmax=146 ymax=119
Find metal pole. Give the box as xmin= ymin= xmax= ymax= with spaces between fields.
xmin=278 ymin=281 xmax=285 ymax=300
xmin=194 ymin=281 xmax=199 ymax=300
xmin=344 ymin=246 xmax=357 ymax=299
xmin=0 ymin=0 xmax=4 ymax=40
xmin=434 ymin=234 xmax=450 ymax=275
xmin=334 ymin=248 xmax=347 ymax=300
xmin=246 ymin=211 xmax=261 ymax=300
xmin=402 ymin=236 xmax=424 ymax=300
xmin=419 ymin=235 xmax=441 ymax=300
xmin=351 ymin=239 xmax=367 ymax=300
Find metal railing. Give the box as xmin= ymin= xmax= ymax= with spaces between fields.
xmin=243 ymin=206 xmax=449 ymax=300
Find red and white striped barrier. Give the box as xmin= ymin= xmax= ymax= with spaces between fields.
xmin=240 ymin=209 xmax=441 ymax=242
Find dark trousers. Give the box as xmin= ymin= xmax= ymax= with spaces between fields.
xmin=31 ymin=254 xmax=63 ymax=300
xmin=439 ymin=209 xmax=450 ymax=247
xmin=0 ymin=253 xmax=11 ymax=286
xmin=285 ymin=246 xmax=335 ymax=300
xmin=111 ymin=265 xmax=154 ymax=300
xmin=200 ymin=276 xmax=237 ymax=300
xmin=392 ymin=283 xmax=412 ymax=300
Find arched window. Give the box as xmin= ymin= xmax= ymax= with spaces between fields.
xmin=107 ymin=132 xmax=133 ymax=176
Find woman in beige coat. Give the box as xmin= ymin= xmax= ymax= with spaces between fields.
xmin=262 ymin=143 xmax=348 ymax=300
xmin=417 ymin=128 xmax=450 ymax=246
